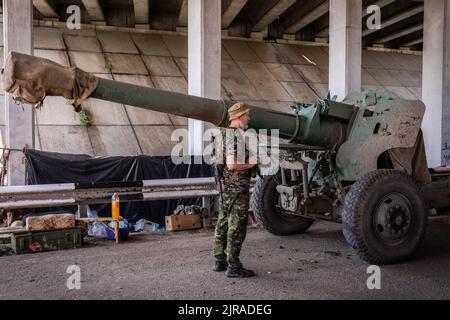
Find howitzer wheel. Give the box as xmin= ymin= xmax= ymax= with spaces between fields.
xmin=251 ymin=175 xmax=314 ymax=235
xmin=342 ymin=170 xmax=427 ymax=265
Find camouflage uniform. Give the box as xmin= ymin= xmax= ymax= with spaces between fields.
xmin=213 ymin=128 xmax=252 ymax=268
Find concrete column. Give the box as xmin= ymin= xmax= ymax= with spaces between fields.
xmin=188 ymin=0 xmax=222 ymax=156
xmin=329 ymin=0 xmax=362 ymax=100
xmin=3 ymin=0 xmax=34 ymax=186
xmin=133 ymin=0 xmax=150 ymax=28
xmin=81 ymin=0 xmax=106 ymax=25
xmin=422 ymin=0 xmax=450 ymax=167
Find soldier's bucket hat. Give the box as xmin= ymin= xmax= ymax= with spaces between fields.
xmin=228 ymin=102 xmax=251 ymax=121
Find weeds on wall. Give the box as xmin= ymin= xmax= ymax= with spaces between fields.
xmin=79 ymin=107 xmax=90 ymax=128
xmin=224 ymin=88 xmax=234 ymax=101
xmin=66 ymin=99 xmax=90 ymax=127
xmin=105 ymin=58 xmax=113 ymax=73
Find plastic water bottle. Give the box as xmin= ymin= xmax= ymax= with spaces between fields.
xmin=112 ymin=193 xmax=120 ymax=221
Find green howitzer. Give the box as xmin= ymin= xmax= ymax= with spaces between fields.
xmin=4 ymin=51 xmax=450 ymax=265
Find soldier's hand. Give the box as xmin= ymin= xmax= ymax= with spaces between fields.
xmin=251 ymin=165 xmax=260 ymax=178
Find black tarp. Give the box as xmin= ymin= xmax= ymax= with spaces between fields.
xmin=25 ymin=150 xmax=214 ymax=226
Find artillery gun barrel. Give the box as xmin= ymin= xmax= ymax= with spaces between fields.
xmin=93 ymin=78 xmax=353 ymax=148
xmin=3 ymin=51 xmax=355 ymax=148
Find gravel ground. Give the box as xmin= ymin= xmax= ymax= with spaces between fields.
xmin=0 ymin=217 xmax=449 ymax=300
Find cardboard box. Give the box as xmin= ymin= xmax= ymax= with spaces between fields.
xmin=165 ymin=214 xmax=202 ymax=232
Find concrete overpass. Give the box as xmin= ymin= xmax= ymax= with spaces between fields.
xmin=24 ymin=0 xmax=426 ymax=50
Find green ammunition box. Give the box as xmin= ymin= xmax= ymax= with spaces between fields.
xmin=11 ymin=228 xmax=82 ymax=254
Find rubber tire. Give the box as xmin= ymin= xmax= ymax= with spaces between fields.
xmin=342 ymin=170 xmax=427 ymax=265
xmin=251 ymin=175 xmax=314 ymax=235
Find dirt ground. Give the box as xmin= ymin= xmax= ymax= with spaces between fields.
xmin=1 ymin=217 xmax=449 ymax=300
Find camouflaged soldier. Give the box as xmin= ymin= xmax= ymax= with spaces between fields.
xmin=213 ymin=102 xmax=257 ymax=278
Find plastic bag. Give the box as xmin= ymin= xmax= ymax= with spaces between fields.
xmin=105 ymin=219 xmax=130 ymax=241
xmin=107 ymin=219 xmax=129 ymax=229
xmin=88 ymin=222 xmax=106 ymax=237
xmin=134 ymin=219 xmax=159 ymax=232
xmin=85 ymin=206 xmax=107 ymax=237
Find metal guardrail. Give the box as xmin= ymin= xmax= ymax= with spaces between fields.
xmin=0 ymin=178 xmax=219 ymax=210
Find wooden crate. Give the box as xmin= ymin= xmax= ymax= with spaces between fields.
xmin=26 ymin=213 xmax=75 ymax=232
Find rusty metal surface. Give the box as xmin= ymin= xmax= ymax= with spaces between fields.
xmin=336 ymin=90 xmax=425 ymax=181
xmin=0 ymin=177 xmax=217 ymax=210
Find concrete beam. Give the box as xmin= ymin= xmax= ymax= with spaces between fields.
xmin=315 ymin=27 xmax=329 ymax=38
xmin=400 ymin=37 xmax=423 ymax=47
xmin=81 ymin=0 xmax=105 ymax=25
xmin=133 ymin=0 xmax=150 ymax=28
xmin=222 ymin=0 xmax=248 ymax=29
xmin=3 ymin=0 xmax=34 ymax=186
xmin=363 ymin=4 xmax=424 ymax=37
xmin=178 ymin=0 xmax=188 ymax=27
xmin=374 ymin=23 xmax=423 ymax=44
xmin=33 ymin=0 xmax=58 ymax=19
xmin=284 ymin=0 xmax=329 ymax=34
xmin=422 ymin=0 xmax=450 ymax=167
xmin=329 ymin=0 xmax=362 ymax=100
xmin=188 ymin=0 xmax=221 ymax=156
xmin=252 ymin=0 xmax=296 ymax=32
xmin=305 ymin=12 xmax=329 ymax=41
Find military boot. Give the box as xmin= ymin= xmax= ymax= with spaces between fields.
xmin=213 ymin=260 xmax=228 ymax=272
xmin=225 ymin=265 xmax=255 ymax=278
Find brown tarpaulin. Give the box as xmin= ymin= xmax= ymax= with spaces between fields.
xmin=2 ymin=51 xmax=99 ymax=111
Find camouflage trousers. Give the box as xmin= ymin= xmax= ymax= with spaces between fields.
xmin=213 ymin=191 xmax=250 ymax=268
